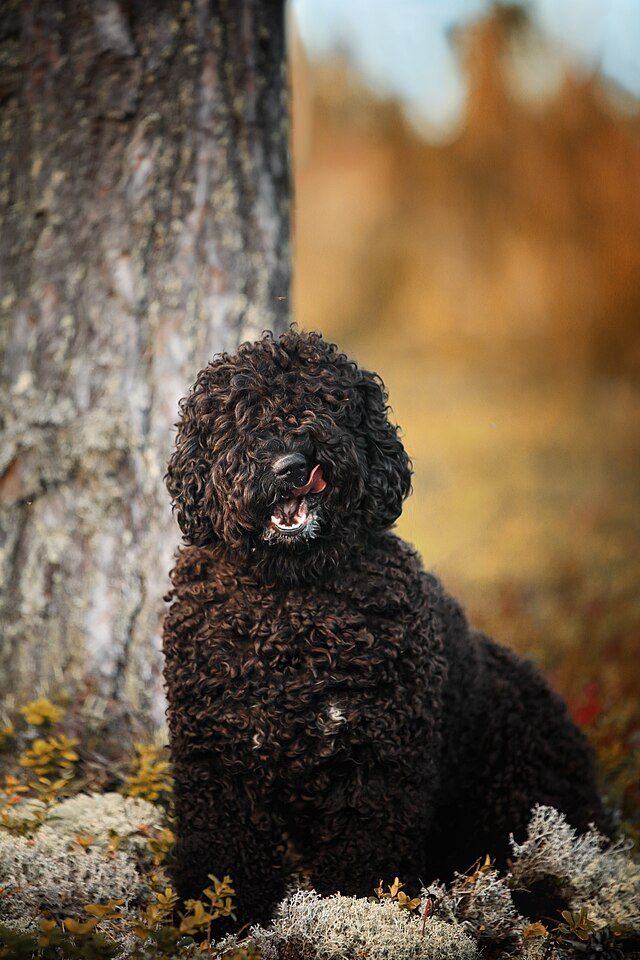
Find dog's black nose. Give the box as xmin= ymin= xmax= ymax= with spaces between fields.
xmin=272 ymin=452 xmax=307 ymax=479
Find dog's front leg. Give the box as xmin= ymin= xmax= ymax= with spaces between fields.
xmin=302 ymin=771 xmax=431 ymax=900
xmin=171 ymin=754 xmax=286 ymax=931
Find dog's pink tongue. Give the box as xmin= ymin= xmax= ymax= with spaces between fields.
xmin=292 ymin=464 xmax=327 ymax=497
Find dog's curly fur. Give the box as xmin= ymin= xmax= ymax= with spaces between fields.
xmin=163 ymin=328 xmax=608 ymax=929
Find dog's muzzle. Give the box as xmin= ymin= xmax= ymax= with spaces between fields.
xmin=265 ymin=464 xmax=327 ymax=542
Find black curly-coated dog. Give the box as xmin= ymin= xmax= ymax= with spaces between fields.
xmin=163 ymin=327 xmax=607 ymax=928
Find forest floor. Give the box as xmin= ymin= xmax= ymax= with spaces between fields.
xmin=0 ymin=693 xmax=639 ymax=959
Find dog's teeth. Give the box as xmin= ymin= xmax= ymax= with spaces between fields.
xmin=270 ymin=497 xmax=310 ymax=532
xmin=270 ymin=496 xmax=310 ymax=533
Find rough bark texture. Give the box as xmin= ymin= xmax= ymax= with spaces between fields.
xmin=0 ymin=0 xmax=291 ymax=723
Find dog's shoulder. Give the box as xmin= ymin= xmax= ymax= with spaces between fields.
xmin=367 ymin=531 xmax=442 ymax=592
xmin=166 ymin=544 xmax=257 ymax=605
xmin=163 ymin=546 xmax=263 ymax=659
xmin=330 ymin=531 xmax=443 ymax=614
xmin=168 ymin=545 xmax=226 ymax=591
xmin=365 ymin=534 xmax=478 ymax=647
xmin=348 ymin=530 xmax=421 ymax=573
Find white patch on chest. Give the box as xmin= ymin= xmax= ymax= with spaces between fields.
xmin=327 ymin=703 xmax=346 ymax=724
xmin=318 ymin=700 xmax=347 ymax=735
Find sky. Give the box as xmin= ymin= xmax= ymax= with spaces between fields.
xmin=292 ymin=0 xmax=640 ymax=136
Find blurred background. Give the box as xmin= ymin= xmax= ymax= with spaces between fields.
xmin=290 ymin=0 xmax=640 ymax=833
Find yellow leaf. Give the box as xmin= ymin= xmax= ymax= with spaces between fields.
xmin=180 ymin=899 xmax=214 ymax=933
xmin=156 ymin=887 xmax=179 ymax=909
xmin=0 ymin=723 xmax=15 ymax=750
xmin=74 ymin=835 xmax=95 ymax=849
xmin=397 ymin=891 xmax=421 ymax=911
xmin=108 ymin=833 xmax=124 ymax=854
xmin=20 ymin=698 xmax=65 ymax=726
xmin=523 ymin=922 xmax=548 ymax=939
xmin=123 ymin=743 xmax=173 ymax=803
xmin=63 ymin=917 xmax=99 ymax=936
xmin=144 ymin=903 xmax=163 ymax=925
xmin=84 ymin=899 xmax=124 ymax=918
xmin=37 ymin=918 xmax=57 ymax=948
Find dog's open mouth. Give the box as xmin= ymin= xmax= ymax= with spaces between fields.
xmin=267 ymin=464 xmax=327 ymax=540
xmin=270 ymin=496 xmax=312 ymax=534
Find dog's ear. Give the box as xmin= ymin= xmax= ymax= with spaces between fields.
xmin=358 ymin=369 xmax=412 ymax=529
xmin=166 ymin=378 xmax=218 ymax=547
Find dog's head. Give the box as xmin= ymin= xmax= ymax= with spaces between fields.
xmin=166 ymin=329 xmax=411 ymax=579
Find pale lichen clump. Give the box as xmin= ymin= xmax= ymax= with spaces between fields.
xmin=0 ymin=792 xmax=157 ymax=926
xmin=0 ymin=828 xmax=148 ymax=925
xmin=43 ymin=791 xmax=161 ymax=859
xmin=248 ymin=889 xmax=478 ymax=960
xmin=430 ymin=805 xmax=640 ymax=946
xmin=432 ymin=865 xmax=525 ymax=950
xmin=510 ymin=804 xmax=640 ymax=929
xmin=520 ymin=936 xmax=550 ymax=960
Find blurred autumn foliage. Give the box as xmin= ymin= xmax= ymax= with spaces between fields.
xmin=294 ymin=6 xmax=640 ymax=373
xmin=292 ymin=5 xmax=640 ymax=834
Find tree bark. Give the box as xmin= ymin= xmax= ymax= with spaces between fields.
xmin=0 ymin=0 xmax=291 ymax=724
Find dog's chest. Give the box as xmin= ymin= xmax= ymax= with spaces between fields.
xmin=198 ymin=586 xmax=412 ymax=772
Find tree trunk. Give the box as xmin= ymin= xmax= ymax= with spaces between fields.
xmin=0 ymin=0 xmax=291 ymax=725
